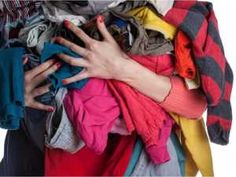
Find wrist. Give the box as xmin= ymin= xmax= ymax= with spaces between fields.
xmin=113 ymin=56 xmax=142 ymax=82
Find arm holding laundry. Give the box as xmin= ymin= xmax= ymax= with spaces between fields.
xmin=55 ymin=16 xmax=207 ymax=118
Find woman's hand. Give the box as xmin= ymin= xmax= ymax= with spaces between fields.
xmin=54 ymin=15 xmax=131 ymax=85
xmin=24 ymin=58 xmax=62 ymax=112
xmin=52 ymin=15 xmax=206 ymax=118
xmin=53 ymin=16 xmax=171 ymax=103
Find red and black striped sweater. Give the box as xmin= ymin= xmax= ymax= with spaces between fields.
xmin=165 ymin=0 xmax=233 ymax=145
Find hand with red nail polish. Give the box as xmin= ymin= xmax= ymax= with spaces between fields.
xmin=53 ymin=14 xmax=176 ymax=104
xmin=24 ymin=59 xmax=60 ymax=112
xmin=54 ymin=16 xmax=131 ymax=85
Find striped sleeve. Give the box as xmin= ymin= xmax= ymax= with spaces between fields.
xmin=165 ymin=1 xmax=233 ymax=145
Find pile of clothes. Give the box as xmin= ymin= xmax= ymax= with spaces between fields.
xmin=0 ymin=0 xmax=233 ymax=176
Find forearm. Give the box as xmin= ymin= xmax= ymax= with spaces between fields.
xmin=117 ymin=58 xmax=207 ymax=118
xmin=117 ymin=58 xmax=171 ymax=103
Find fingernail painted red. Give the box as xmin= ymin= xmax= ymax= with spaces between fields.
xmin=62 ymin=80 xmax=67 ymax=85
xmin=56 ymin=62 xmax=62 ymax=68
xmin=97 ymin=15 xmax=104 ymax=23
xmin=48 ymin=107 xmax=54 ymax=112
xmin=63 ymin=20 xmax=70 ymax=27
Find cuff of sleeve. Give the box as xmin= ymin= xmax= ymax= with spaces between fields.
xmin=207 ymin=123 xmax=230 ymax=145
xmin=160 ymin=76 xmax=207 ymax=118
xmin=146 ymin=145 xmax=170 ymax=164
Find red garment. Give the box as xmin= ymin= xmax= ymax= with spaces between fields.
xmin=45 ymin=134 xmax=136 ymax=176
xmin=175 ymin=30 xmax=197 ymax=80
xmin=107 ymin=54 xmax=175 ymax=164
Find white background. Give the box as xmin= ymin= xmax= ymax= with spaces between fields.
xmin=0 ymin=1 xmax=235 ymax=177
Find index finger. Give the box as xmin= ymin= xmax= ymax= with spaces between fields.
xmin=64 ymin=20 xmax=93 ymax=45
xmin=25 ymin=59 xmax=56 ymax=79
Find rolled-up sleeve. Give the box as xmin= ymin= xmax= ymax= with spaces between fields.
xmin=160 ymin=76 xmax=207 ymax=118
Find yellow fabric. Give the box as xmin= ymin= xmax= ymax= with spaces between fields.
xmin=127 ymin=6 xmax=212 ymax=177
xmin=170 ymin=113 xmax=214 ymax=177
xmin=127 ymin=6 xmax=177 ymax=40
xmin=182 ymin=137 xmax=199 ymax=176
xmin=170 ymin=113 xmax=214 ymax=176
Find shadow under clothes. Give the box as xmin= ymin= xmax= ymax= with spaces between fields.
xmin=0 ymin=106 xmax=55 ymax=176
xmin=0 ymin=122 xmax=44 ymax=176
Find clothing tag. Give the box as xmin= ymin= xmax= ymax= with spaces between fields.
xmin=184 ymin=73 xmax=200 ymax=90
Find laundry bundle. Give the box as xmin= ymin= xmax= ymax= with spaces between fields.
xmin=0 ymin=1 xmax=233 ymax=177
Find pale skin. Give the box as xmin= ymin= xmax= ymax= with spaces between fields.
xmin=24 ymin=15 xmax=171 ymax=111
xmin=24 ymin=58 xmax=62 ymax=112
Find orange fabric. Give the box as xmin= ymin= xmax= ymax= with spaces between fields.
xmin=175 ymin=30 xmax=197 ymax=80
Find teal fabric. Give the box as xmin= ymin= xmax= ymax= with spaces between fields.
xmin=0 ymin=47 xmax=25 ymax=129
xmin=124 ymin=137 xmax=143 ymax=176
xmin=170 ymin=132 xmax=186 ymax=176
xmin=40 ymin=42 xmax=88 ymax=91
